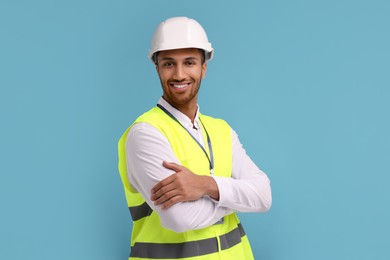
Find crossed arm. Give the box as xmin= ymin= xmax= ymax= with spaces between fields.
xmin=126 ymin=123 xmax=272 ymax=232
xmin=151 ymin=161 xmax=220 ymax=209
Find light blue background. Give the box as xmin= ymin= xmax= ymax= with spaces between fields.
xmin=1 ymin=0 xmax=389 ymax=259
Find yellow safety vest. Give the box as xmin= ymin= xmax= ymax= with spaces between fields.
xmin=118 ymin=106 xmax=254 ymax=259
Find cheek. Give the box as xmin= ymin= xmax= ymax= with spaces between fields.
xmin=158 ymin=71 xmax=170 ymax=82
xmin=193 ymin=67 xmax=204 ymax=78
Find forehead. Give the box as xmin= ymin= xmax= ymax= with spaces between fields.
xmin=157 ymin=48 xmax=202 ymax=60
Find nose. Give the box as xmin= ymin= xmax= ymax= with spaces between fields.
xmin=172 ymin=64 xmax=185 ymax=81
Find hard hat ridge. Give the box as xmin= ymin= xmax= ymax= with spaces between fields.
xmin=149 ymin=17 xmax=214 ymax=63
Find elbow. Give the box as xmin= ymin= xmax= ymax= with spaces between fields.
xmin=257 ymin=183 xmax=272 ymax=213
xmin=262 ymin=193 xmax=272 ymax=212
xmin=159 ymin=209 xmax=194 ymax=233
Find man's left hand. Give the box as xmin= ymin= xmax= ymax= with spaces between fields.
xmin=151 ymin=161 xmax=219 ymax=209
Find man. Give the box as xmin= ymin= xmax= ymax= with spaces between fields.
xmin=118 ymin=17 xmax=272 ymax=260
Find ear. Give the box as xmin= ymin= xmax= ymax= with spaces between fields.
xmin=201 ymin=62 xmax=207 ymax=79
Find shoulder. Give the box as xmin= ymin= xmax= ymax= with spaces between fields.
xmin=199 ymin=114 xmax=229 ymax=125
xmin=119 ymin=107 xmax=165 ymax=146
xmin=199 ymin=113 xmax=230 ymax=128
xmin=134 ymin=107 xmax=164 ymax=123
xmin=125 ymin=122 xmax=170 ymax=153
xmin=122 ymin=106 xmax=169 ymax=138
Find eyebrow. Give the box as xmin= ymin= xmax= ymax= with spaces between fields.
xmin=159 ymin=56 xmax=199 ymax=61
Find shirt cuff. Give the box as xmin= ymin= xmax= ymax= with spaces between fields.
xmin=210 ymin=175 xmax=233 ymax=208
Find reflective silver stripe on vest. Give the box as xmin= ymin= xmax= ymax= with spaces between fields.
xmin=130 ymin=223 xmax=246 ymax=259
xmin=219 ymin=222 xmax=245 ymax=250
xmin=129 ymin=202 xmax=153 ymax=221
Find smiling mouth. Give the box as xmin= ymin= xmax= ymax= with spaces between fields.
xmin=170 ymin=82 xmax=191 ymax=89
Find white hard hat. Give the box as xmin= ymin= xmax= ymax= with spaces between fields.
xmin=149 ymin=17 xmax=214 ymax=63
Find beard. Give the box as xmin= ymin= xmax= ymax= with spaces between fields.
xmin=159 ymin=74 xmax=203 ymax=108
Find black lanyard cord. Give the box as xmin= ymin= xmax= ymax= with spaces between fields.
xmin=156 ymin=104 xmax=214 ymax=173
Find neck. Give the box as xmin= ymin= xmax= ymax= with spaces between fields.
xmin=162 ymin=97 xmax=198 ymax=123
xmin=175 ymin=103 xmax=198 ymax=123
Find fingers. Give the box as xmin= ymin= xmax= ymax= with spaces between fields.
xmin=160 ymin=195 xmax=184 ymax=209
xmin=151 ymin=180 xmax=176 ymax=201
xmin=153 ymin=190 xmax=182 ymax=209
xmin=151 ymin=161 xmax=183 ymax=199
xmin=150 ymin=161 xmax=193 ymax=210
xmin=162 ymin=161 xmax=184 ymax=172
xmin=151 ymin=179 xmax=184 ymax=210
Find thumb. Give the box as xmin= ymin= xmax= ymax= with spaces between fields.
xmin=162 ymin=161 xmax=184 ymax=172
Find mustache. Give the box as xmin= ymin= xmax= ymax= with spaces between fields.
xmin=168 ymin=79 xmax=191 ymax=83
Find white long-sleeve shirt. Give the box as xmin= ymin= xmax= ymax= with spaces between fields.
xmin=125 ymin=98 xmax=272 ymax=233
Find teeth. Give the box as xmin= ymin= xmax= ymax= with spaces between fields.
xmin=173 ymin=84 xmax=188 ymax=89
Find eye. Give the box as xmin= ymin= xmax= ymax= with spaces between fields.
xmin=162 ymin=61 xmax=174 ymax=67
xmin=186 ymin=60 xmax=196 ymax=66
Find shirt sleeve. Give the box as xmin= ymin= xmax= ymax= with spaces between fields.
xmin=211 ymin=128 xmax=272 ymax=212
xmin=125 ymin=122 xmax=233 ymax=233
